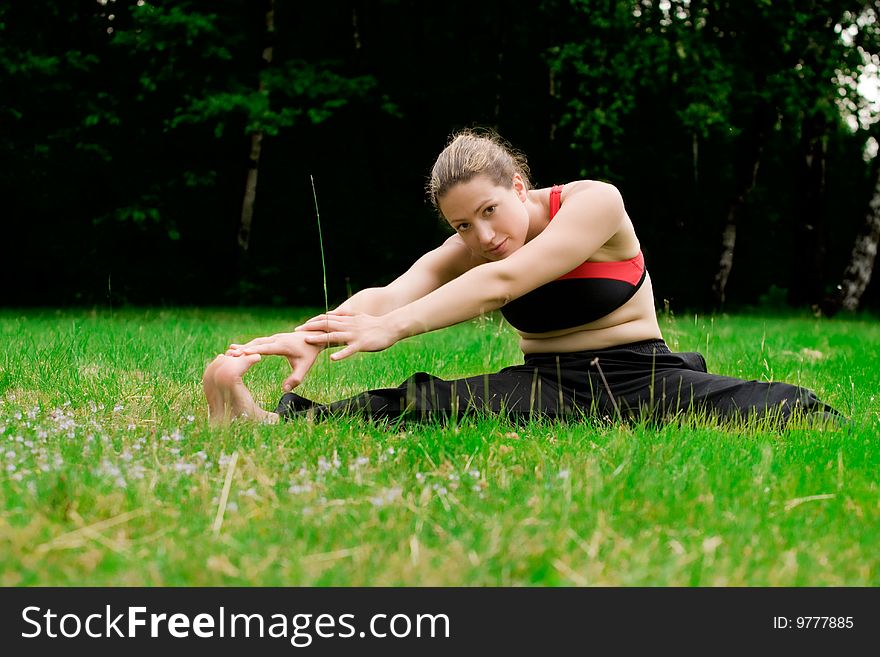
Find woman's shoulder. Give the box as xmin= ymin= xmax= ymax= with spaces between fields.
xmin=531 ymin=180 xmax=622 ymax=211
xmin=557 ymin=179 xmax=622 ymax=201
xmin=538 ymin=180 xmax=625 ymax=223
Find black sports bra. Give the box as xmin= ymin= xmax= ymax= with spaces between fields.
xmin=500 ymin=185 xmax=647 ymax=333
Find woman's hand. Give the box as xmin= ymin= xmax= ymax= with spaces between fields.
xmin=295 ymin=310 xmax=399 ymax=361
xmin=226 ymin=331 xmax=324 ymax=392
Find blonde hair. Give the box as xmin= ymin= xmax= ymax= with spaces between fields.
xmin=427 ymin=129 xmax=531 ymax=210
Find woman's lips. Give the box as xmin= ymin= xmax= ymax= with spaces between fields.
xmin=487 ymin=238 xmax=508 ymax=256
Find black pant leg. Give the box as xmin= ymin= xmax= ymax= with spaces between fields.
xmin=275 ymin=346 xmax=838 ymax=425
xmin=275 ymin=365 xmax=568 ymax=422
xmin=597 ymin=349 xmax=835 ymax=422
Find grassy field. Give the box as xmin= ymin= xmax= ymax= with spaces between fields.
xmin=0 ymin=307 xmax=877 ymax=586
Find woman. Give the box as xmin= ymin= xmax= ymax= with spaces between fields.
xmin=203 ymin=130 xmax=836 ymax=425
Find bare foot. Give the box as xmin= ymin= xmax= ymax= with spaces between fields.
xmin=202 ymin=354 xmax=279 ymax=426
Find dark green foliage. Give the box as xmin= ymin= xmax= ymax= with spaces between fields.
xmin=2 ymin=0 xmax=880 ymax=310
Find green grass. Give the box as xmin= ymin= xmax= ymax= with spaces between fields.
xmin=0 ymin=307 xmax=877 ymax=586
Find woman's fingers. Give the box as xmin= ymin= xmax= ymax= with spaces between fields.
xmin=296 ymin=318 xmax=330 ymax=332
xmin=330 ymin=345 xmax=357 ymax=361
xmin=227 ymin=336 xmax=273 ymax=354
xmin=303 ymin=332 xmax=348 ymax=347
xmin=282 ymin=357 xmax=312 ymax=392
xmin=296 ymin=310 xmax=355 ymax=331
xmin=297 ymin=318 xmax=351 ymax=333
xmin=240 ymin=342 xmax=281 ymax=356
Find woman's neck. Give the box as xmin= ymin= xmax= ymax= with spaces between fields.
xmin=524 ymin=187 xmax=552 ymax=243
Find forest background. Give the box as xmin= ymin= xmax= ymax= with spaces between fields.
xmin=3 ymin=0 xmax=880 ymax=314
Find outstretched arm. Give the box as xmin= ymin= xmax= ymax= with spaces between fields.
xmin=228 ymin=237 xmax=478 ymax=381
xmin=299 ymin=182 xmax=627 ymax=360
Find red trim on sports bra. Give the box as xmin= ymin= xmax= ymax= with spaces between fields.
xmin=549 ymin=183 xmax=645 ymax=285
xmin=549 ymin=184 xmax=563 ymax=218
xmin=557 ymin=251 xmax=645 ymax=285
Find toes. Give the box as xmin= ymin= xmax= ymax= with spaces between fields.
xmin=213 ymin=363 xmax=240 ymax=387
xmin=212 ymin=353 xmax=261 ymax=387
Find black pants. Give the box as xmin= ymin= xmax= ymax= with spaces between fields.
xmin=275 ymin=339 xmax=837 ymax=424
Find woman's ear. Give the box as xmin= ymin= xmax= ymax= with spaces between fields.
xmin=512 ymin=173 xmax=528 ymax=201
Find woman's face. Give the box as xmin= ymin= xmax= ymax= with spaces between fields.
xmin=439 ymin=174 xmax=529 ymax=261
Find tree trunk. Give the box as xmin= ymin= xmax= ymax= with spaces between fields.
xmin=825 ymin=168 xmax=880 ymax=313
xmin=237 ymin=0 xmax=275 ymax=253
xmin=712 ymin=214 xmax=738 ymax=305
xmin=238 ymin=131 xmax=263 ymax=252
xmin=712 ymin=102 xmax=773 ymax=306
xmin=788 ymin=111 xmax=828 ymax=309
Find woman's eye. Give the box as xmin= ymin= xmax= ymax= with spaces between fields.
xmin=484 ymin=206 xmax=496 ymax=216
xmin=457 ymin=223 xmax=470 ymax=232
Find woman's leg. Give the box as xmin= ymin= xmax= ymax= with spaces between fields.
xmin=272 ymin=342 xmax=840 ymax=425
xmin=275 ymin=364 xmax=566 ymax=422
xmin=585 ymin=346 xmax=839 ymax=423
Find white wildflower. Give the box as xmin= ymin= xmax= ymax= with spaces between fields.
xmin=369 ymin=487 xmax=402 ymax=507
xmin=174 ymin=462 xmax=197 ymax=475
xmin=317 ymin=455 xmax=340 ymax=474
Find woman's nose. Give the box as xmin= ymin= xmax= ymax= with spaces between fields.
xmin=476 ymin=222 xmax=495 ymax=245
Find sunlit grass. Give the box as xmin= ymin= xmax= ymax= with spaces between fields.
xmin=0 ymin=307 xmax=877 ymax=585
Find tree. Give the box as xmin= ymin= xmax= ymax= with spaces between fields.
xmin=836 ymin=170 xmax=880 ymax=310
xmin=237 ymin=0 xmax=276 ymax=254
xmin=546 ymin=0 xmax=876 ymax=310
